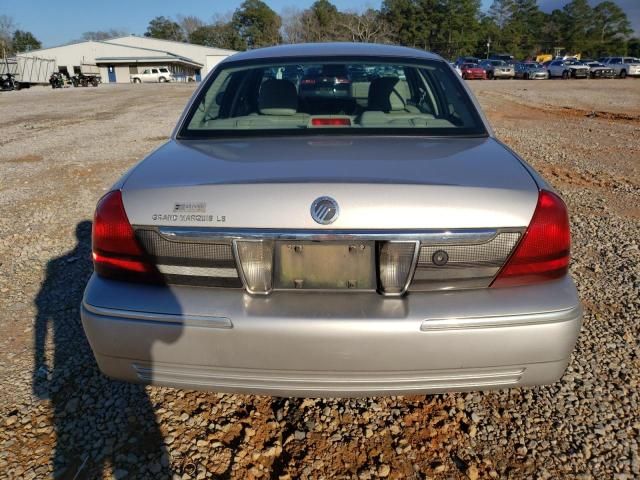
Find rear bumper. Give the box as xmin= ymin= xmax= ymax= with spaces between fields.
xmin=81 ymin=275 xmax=582 ymax=397
xmin=591 ymin=70 xmax=616 ymax=78
xmin=493 ymin=71 xmax=514 ymax=78
xmin=571 ymin=70 xmax=589 ymax=78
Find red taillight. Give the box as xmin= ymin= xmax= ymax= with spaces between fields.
xmin=491 ymin=190 xmax=570 ymax=288
xmin=301 ymin=78 xmax=315 ymax=85
xmin=92 ymin=190 xmax=160 ymax=282
xmin=311 ymin=118 xmax=351 ymax=126
xmin=335 ymin=77 xmax=350 ymax=84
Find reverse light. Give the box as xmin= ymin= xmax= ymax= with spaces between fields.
xmin=378 ymin=242 xmax=418 ymax=295
xmin=491 ymin=190 xmax=570 ymax=288
xmin=92 ymin=190 xmax=160 ymax=282
xmin=235 ymin=240 xmax=274 ymax=294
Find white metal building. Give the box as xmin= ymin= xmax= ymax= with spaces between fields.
xmin=19 ymin=36 xmax=237 ymax=83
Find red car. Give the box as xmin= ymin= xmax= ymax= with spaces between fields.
xmin=461 ymin=63 xmax=486 ymax=80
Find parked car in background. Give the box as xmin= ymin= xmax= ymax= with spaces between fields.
xmin=515 ymin=62 xmax=549 ymax=80
xmin=449 ymin=62 xmax=462 ymax=77
xmin=547 ymin=59 xmax=589 ymax=79
xmin=131 ymin=67 xmax=174 ymax=83
xmin=461 ymin=63 xmax=486 ymax=80
xmin=299 ymin=64 xmax=352 ymax=99
xmin=582 ymin=61 xmax=616 ymax=79
xmin=489 ymin=53 xmax=515 ymax=65
xmin=563 ymin=59 xmax=590 ymax=78
xmin=454 ymin=56 xmax=481 ymax=67
xmin=599 ymin=57 xmax=640 ymax=78
xmin=480 ymin=59 xmax=515 ymax=79
xmin=81 ymin=43 xmax=582 ymax=397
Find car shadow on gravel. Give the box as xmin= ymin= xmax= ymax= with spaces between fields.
xmin=32 ymin=221 xmax=174 ymax=479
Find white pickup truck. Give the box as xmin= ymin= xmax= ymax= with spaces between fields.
xmin=130 ymin=66 xmax=174 ymax=83
xmin=599 ymin=57 xmax=640 ymax=78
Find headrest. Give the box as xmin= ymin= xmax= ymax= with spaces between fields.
xmin=259 ymin=79 xmax=298 ymax=116
xmin=368 ymin=77 xmax=405 ymax=112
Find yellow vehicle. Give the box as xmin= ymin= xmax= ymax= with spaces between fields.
xmin=536 ymin=50 xmax=581 ymax=63
xmin=535 ymin=53 xmax=553 ymax=63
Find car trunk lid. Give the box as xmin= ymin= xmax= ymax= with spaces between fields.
xmin=121 ymin=137 xmax=538 ymax=230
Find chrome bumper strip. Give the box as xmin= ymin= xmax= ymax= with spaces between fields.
xmin=420 ymin=305 xmax=582 ymax=331
xmin=82 ymin=302 xmax=233 ymax=329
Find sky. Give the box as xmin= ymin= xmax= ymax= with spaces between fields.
xmin=2 ymin=0 xmax=638 ymax=48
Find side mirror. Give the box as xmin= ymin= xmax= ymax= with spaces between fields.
xmin=215 ymin=91 xmax=225 ymax=106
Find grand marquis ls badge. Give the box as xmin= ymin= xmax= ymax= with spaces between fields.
xmin=311 ymin=196 xmax=339 ymax=225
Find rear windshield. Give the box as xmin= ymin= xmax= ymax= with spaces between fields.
xmin=180 ymin=58 xmax=487 ymax=138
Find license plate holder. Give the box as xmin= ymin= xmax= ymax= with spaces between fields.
xmin=274 ymin=241 xmax=376 ymax=291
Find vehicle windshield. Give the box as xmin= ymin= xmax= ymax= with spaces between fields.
xmin=490 ymin=60 xmax=506 ymax=66
xmin=181 ymin=58 xmax=486 ymax=137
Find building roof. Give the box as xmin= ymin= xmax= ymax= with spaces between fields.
xmin=105 ymin=35 xmax=238 ymax=55
xmin=94 ymin=55 xmax=202 ymax=67
xmin=18 ymin=35 xmax=235 ymax=59
xmin=225 ymin=43 xmax=443 ymax=63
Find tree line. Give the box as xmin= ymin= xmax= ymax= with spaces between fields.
xmin=2 ymin=0 xmax=638 ymax=59
xmin=145 ymin=0 xmax=638 ymax=59
xmin=0 ymin=15 xmax=42 ymax=55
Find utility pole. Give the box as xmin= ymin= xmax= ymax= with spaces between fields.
xmin=486 ymin=38 xmax=491 ymax=59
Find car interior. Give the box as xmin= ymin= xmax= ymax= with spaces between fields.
xmin=187 ymin=61 xmax=479 ymax=131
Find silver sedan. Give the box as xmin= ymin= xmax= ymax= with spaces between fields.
xmin=82 ymin=43 xmax=581 ymax=397
xmin=515 ymin=62 xmax=550 ymax=80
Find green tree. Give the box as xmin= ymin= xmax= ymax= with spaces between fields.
xmin=488 ymin=0 xmax=514 ymax=29
xmin=433 ymin=0 xmax=482 ymax=58
xmin=381 ymin=0 xmax=422 ymax=47
xmin=476 ymin=14 xmax=501 ymax=58
xmin=592 ymin=1 xmax=632 ymax=55
xmin=232 ymin=0 xmax=281 ymax=49
xmin=11 ymin=30 xmax=41 ymax=53
xmin=189 ymin=23 xmax=246 ymax=51
xmin=144 ymin=16 xmax=185 ymax=42
xmin=627 ymin=37 xmax=640 ymax=57
xmin=561 ymin=0 xmax=593 ymax=52
xmin=538 ymin=10 xmax=564 ymax=55
xmin=301 ymin=0 xmax=343 ymax=42
xmin=81 ymin=29 xmax=128 ymax=41
xmin=510 ymin=0 xmax=545 ymax=57
xmin=0 ymin=14 xmax=16 ymax=55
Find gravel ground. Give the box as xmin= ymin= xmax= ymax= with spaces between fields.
xmin=0 ymin=80 xmax=638 ymax=479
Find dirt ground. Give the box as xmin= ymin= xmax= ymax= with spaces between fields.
xmin=0 ymin=79 xmax=638 ymax=479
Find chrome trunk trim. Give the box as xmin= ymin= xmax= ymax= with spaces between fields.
xmin=157 ymin=265 xmax=238 ymax=278
xmin=157 ymin=227 xmax=503 ymax=245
